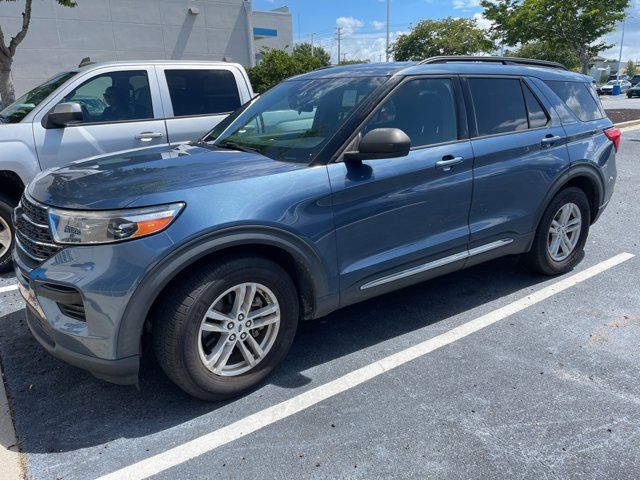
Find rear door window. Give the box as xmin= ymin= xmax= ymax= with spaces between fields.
xmin=544 ymin=81 xmax=603 ymax=122
xmin=165 ymin=69 xmax=241 ymax=117
xmin=468 ymin=78 xmax=528 ymax=136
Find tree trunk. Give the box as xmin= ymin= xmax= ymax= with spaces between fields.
xmin=0 ymin=63 xmax=15 ymax=106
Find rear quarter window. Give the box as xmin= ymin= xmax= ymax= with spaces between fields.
xmin=544 ymin=80 xmax=604 ymax=122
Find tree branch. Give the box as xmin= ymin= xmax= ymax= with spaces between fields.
xmin=0 ymin=24 xmax=10 ymax=60
xmin=8 ymin=0 xmax=33 ymax=57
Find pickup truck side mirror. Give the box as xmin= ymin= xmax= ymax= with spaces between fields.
xmin=343 ymin=128 xmax=411 ymax=162
xmin=48 ymin=102 xmax=84 ymax=128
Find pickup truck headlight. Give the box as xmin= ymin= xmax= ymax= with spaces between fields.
xmin=48 ymin=203 xmax=185 ymax=245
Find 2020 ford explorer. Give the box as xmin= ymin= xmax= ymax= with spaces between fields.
xmin=13 ymin=57 xmax=619 ymax=400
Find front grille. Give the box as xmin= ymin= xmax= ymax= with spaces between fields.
xmin=14 ymin=195 xmax=62 ymax=264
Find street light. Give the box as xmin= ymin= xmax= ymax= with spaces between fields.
xmin=386 ymin=0 xmax=390 ymax=62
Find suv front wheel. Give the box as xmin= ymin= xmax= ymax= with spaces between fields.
xmin=523 ymin=187 xmax=591 ymax=275
xmin=153 ymin=256 xmax=299 ymax=401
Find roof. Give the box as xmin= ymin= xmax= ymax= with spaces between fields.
xmin=289 ymin=58 xmax=586 ymax=82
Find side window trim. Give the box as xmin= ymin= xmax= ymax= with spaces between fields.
xmin=462 ymin=74 xmax=550 ymax=140
xmin=519 ymin=78 xmax=551 ymax=129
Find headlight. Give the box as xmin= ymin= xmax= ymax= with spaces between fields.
xmin=48 ymin=203 xmax=185 ymax=245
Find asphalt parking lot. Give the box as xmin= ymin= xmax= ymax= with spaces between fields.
xmin=1 ymin=128 xmax=640 ymax=480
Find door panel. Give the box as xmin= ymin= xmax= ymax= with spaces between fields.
xmin=468 ymin=126 xmax=569 ymax=245
xmin=33 ymin=67 xmax=167 ymax=170
xmin=330 ymin=76 xmax=473 ymax=303
xmin=466 ymin=77 xmax=571 ymax=246
xmin=329 ymin=141 xmax=473 ymax=301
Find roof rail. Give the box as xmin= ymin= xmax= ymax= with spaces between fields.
xmin=418 ymin=56 xmax=568 ymax=71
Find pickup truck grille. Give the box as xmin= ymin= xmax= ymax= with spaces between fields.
xmin=14 ymin=195 xmax=62 ymax=264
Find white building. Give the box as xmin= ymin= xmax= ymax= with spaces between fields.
xmin=0 ymin=0 xmax=292 ymax=97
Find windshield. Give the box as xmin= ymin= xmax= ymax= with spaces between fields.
xmin=0 ymin=71 xmax=76 ymax=124
xmin=204 ymin=76 xmax=385 ymax=163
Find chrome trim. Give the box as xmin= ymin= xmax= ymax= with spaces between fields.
xmin=360 ymin=238 xmax=514 ymax=290
xmin=18 ymin=212 xmax=49 ymax=229
xmin=14 ymin=236 xmax=46 ymax=262
xmin=16 ymin=231 xmax=59 ymax=249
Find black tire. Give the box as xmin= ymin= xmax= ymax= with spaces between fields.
xmin=153 ymin=255 xmax=299 ymax=401
xmin=0 ymin=194 xmax=16 ymax=274
xmin=522 ymin=187 xmax=590 ymax=276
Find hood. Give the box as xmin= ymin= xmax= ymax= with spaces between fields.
xmin=27 ymin=143 xmax=306 ymax=209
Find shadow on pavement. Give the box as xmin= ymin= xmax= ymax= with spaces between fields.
xmin=0 ymin=255 xmax=547 ymax=454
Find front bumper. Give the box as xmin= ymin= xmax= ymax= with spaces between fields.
xmin=25 ymin=306 xmax=139 ymax=385
xmin=12 ymin=231 xmax=175 ymax=386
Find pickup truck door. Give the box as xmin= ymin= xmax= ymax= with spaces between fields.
xmin=155 ymin=65 xmax=251 ymax=145
xmin=32 ymin=66 xmax=168 ymax=170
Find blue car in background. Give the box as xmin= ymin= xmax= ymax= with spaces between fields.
xmin=13 ymin=56 xmax=619 ymax=400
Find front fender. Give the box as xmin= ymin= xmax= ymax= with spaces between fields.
xmin=115 ymin=225 xmax=337 ymax=358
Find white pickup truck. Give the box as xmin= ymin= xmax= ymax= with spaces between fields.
xmin=0 ymin=60 xmax=254 ymax=270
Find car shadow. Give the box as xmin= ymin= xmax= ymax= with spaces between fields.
xmin=0 ymin=255 xmax=548 ymax=454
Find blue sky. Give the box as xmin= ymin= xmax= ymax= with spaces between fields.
xmin=254 ymin=0 xmax=640 ymax=66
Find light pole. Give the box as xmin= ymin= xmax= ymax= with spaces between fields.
xmin=617 ymin=18 xmax=626 ymax=84
xmin=386 ymin=0 xmax=390 ymax=62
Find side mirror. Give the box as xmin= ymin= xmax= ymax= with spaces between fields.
xmin=344 ymin=128 xmax=411 ymax=162
xmin=48 ymin=102 xmax=83 ymax=127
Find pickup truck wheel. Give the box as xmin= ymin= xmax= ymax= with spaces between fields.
xmin=153 ymin=256 xmax=299 ymax=401
xmin=0 ymin=196 xmax=15 ymax=273
xmin=522 ymin=187 xmax=590 ymax=276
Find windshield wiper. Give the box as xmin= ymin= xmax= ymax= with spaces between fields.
xmin=217 ymin=141 xmax=262 ymax=155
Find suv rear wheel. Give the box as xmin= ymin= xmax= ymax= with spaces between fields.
xmin=0 ymin=194 xmax=15 ymax=273
xmin=153 ymin=256 xmax=299 ymax=401
xmin=523 ymin=187 xmax=590 ymax=275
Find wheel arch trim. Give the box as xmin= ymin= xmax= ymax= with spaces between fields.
xmin=532 ymin=164 xmax=604 ymax=243
xmin=115 ymin=225 xmax=334 ymax=358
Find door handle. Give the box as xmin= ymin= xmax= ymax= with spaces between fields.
xmin=136 ymin=132 xmax=164 ymax=142
xmin=435 ymin=156 xmax=464 ymax=171
xmin=541 ymin=135 xmax=562 ymax=146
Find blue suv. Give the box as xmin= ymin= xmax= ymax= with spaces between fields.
xmin=13 ymin=57 xmax=619 ymax=400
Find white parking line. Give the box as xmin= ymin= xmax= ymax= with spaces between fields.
xmin=97 ymin=252 xmax=634 ymax=480
xmin=0 ymin=285 xmax=18 ymax=294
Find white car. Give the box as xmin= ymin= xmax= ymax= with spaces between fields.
xmin=598 ymin=79 xmax=632 ymax=94
xmin=0 ymin=60 xmax=254 ymax=271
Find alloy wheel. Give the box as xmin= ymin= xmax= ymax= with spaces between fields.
xmin=0 ymin=216 xmax=11 ymax=258
xmin=547 ymin=202 xmax=582 ymax=262
xmin=197 ymin=282 xmax=281 ymax=376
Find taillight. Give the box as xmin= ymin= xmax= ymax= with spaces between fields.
xmin=604 ymin=127 xmax=621 ymax=152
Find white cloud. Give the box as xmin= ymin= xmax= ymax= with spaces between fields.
xmin=371 ymin=20 xmax=385 ymax=31
xmin=336 ymin=16 xmax=364 ymax=34
xmin=471 ymin=12 xmax=492 ymax=31
xmin=453 ymin=0 xmax=481 ymax=9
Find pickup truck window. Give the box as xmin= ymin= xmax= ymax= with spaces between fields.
xmin=62 ymin=70 xmax=153 ymax=124
xmin=0 ymin=72 xmax=75 ymax=124
xmin=212 ymin=77 xmax=384 ymax=164
xmin=165 ymin=69 xmax=241 ymax=117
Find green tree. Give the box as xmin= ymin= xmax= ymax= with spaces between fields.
xmin=626 ymin=59 xmax=637 ymax=78
xmin=482 ymin=0 xmax=629 ymax=74
xmin=0 ymin=0 xmax=77 ymax=105
xmin=390 ymin=17 xmax=495 ymax=61
xmin=506 ymin=42 xmax=581 ymax=71
xmin=292 ymin=42 xmax=331 ymax=67
xmin=248 ymin=46 xmax=329 ymax=94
